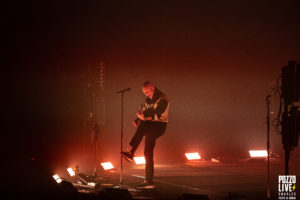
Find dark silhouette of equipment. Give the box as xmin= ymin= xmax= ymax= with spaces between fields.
xmin=224 ymin=192 xmax=246 ymax=200
xmin=179 ymin=193 xmax=209 ymax=200
xmin=281 ymin=60 xmax=300 ymax=175
xmin=97 ymin=187 xmax=132 ymax=200
xmin=93 ymin=122 xmax=100 ymax=177
xmin=281 ymin=61 xmax=300 ymax=105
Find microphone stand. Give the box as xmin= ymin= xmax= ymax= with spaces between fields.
xmin=266 ymin=95 xmax=271 ymax=200
xmin=116 ymin=88 xmax=130 ymax=187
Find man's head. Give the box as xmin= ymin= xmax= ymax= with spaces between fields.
xmin=142 ymin=81 xmax=155 ymax=99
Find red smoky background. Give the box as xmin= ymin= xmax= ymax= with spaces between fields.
xmin=4 ymin=1 xmax=300 ymax=173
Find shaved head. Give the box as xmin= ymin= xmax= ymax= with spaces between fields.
xmin=143 ymin=81 xmax=155 ymax=88
xmin=142 ymin=81 xmax=155 ymax=99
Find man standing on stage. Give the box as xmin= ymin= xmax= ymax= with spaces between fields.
xmin=121 ymin=81 xmax=169 ymax=188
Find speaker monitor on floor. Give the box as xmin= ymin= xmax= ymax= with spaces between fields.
xmin=179 ymin=193 xmax=209 ymax=200
xmin=97 ymin=187 xmax=132 ymax=200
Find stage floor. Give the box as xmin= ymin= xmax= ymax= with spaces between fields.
xmin=75 ymin=159 xmax=299 ymax=200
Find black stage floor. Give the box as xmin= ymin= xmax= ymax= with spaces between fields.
xmin=67 ymin=159 xmax=299 ymax=200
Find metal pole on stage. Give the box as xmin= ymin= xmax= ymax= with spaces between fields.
xmin=283 ymin=103 xmax=290 ymax=176
xmin=116 ymin=87 xmax=131 ymax=186
xmin=93 ymin=122 xmax=100 ymax=177
xmin=120 ymin=92 xmax=124 ymax=185
xmin=266 ymin=95 xmax=271 ymax=200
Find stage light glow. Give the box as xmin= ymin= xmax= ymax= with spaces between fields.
xmin=211 ymin=158 xmax=220 ymax=163
xmin=185 ymin=152 xmax=201 ymax=160
xmin=101 ymin=162 xmax=114 ymax=170
xmin=88 ymin=182 xmax=96 ymax=187
xmin=52 ymin=174 xmax=62 ymax=183
xmin=67 ymin=168 xmax=75 ymax=176
xmin=134 ymin=156 xmax=146 ymax=164
xmin=249 ymin=150 xmax=268 ymax=158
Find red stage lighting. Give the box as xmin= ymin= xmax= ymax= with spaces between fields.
xmin=185 ymin=152 xmax=201 ymax=160
xmin=101 ymin=162 xmax=114 ymax=170
xmin=211 ymin=158 xmax=220 ymax=163
xmin=67 ymin=168 xmax=75 ymax=177
xmin=52 ymin=174 xmax=62 ymax=183
xmin=134 ymin=156 xmax=146 ymax=164
xmin=249 ymin=150 xmax=268 ymax=158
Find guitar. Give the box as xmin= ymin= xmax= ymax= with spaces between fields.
xmin=133 ymin=103 xmax=147 ymax=127
xmin=133 ymin=96 xmax=168 ymax=127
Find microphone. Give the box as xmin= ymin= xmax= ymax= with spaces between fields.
xmin=116 ymin=87 xmax=131 ymax=94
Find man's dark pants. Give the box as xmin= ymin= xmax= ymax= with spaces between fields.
xmin=129 ymin=121 xmax=167 ymax=183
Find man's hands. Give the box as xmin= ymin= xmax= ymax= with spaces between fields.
xmin=134 ymin=112 xmax=152 ymax=126
xmin=132 ymin=120 xmax=138 ymax=127
xmin=136 ymin=112 xmax=145 ymax=121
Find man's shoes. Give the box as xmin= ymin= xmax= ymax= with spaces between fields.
xmin=137 ymin=180 xmax=155 ymax=189
xmin=121 ymin=151 xmax=134 ymax=163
